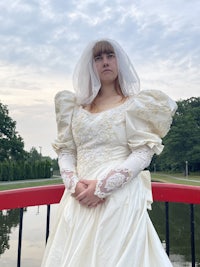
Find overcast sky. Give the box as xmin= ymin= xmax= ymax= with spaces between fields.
xmin=0 ymin=0 xmax=199 ymax=158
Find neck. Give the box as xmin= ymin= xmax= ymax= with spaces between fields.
xmin=98 ymin=85 xmax=118 ymax=98
xmin=98 ymin=79 xmax=122 ymax=98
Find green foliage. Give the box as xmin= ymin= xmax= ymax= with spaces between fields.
xmin=0 ymin=209 xmax=20 ymax=255
xmin=0 ymin=102 xmax=26 ymax=161
xmin=51 ymin=158 xmax=59 ymax=171
xmin=151 ymin=97 xmax=200 ymax=172
xmin=0 ymin=102 xmax=56 ymax=181
xmin=27 ymin=147 xmax=41 ymax=162
xmin=0 ymin=160 xmax=53 ymax=181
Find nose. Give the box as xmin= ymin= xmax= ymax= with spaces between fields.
xmin=102 ymin=55 xmax=109 ymax=66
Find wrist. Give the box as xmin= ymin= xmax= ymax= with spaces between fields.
xmin=94 ymin=168 xmax=132 ymax=198
xmin=61 ymin=170 xmax=79 ymax=193
xmin=94 ymin=179 xmax=109 ymax=199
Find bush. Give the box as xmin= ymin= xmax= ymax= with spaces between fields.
xmin=0 ymin=160 xmax=53 ymax=181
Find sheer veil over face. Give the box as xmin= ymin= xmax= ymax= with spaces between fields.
xmin=73 ymin=39 xmax=140 ymax=105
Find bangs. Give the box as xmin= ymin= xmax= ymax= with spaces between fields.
xmin=93 ymin=41 xmax=115 ymax=58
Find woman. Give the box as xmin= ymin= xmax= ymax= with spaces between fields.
xmin=41 ymin=39 xmax=177 ymax=267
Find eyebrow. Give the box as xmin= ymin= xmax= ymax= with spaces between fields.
xmin=93 ymin=50 xmax=115 ymax=57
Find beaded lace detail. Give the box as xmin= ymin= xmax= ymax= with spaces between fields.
xmin=72 ymin=98 xmax=133 ymax=179
xmin=60 ymin=169 xmax=79 ymax=193
xmin=95 ymin=169 xmax=132 ymax=198
xmin=58 ymin=152 xmax=78 ymax=193
xmin=94 ymin=146 xmax=153 ymax=198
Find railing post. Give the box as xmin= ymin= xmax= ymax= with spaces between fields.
xmin=17 ymin=208 xmax=24 ymax=267
xmin=190 ymin=204 xmax=195 ymax=267
xmin=165 ymin=202 xmax=170 ymax=256
xmin=46 ymin=205 xmax=51 ymax=243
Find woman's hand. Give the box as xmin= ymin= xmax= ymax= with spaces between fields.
xmin=71 ymin=181 xmax=87 ymax=198
xmin=75 ymin=180 xmax=105 ymax=208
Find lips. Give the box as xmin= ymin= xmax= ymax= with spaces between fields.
xmin=102 ymin=69 xmax=112 ymax=73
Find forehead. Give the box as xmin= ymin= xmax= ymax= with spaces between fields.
xmin=93 ymin=41 xmax=115 ymax=57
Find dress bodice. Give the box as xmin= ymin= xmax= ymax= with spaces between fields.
xmin=72 ymin=99 xmax=132 ymax=178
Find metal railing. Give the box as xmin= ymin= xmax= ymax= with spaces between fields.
xmin=0 ymin=182 xmax=200 ymax=267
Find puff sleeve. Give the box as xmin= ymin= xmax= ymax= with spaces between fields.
xmin=94 ymin=90 xmax=177 ymax=198
xmin=126 ymin=90 xmax=177 ymax=154
xmin=52 ymin=90 xmax=79 ymax=193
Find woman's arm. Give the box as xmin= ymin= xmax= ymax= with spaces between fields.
xmin=76 ymin=145 xmax=153 ymax=203
xmin=94 ymin=145 xmax=153 ymax=198
xmin=58 ymin=151 xmax=79 ymax=193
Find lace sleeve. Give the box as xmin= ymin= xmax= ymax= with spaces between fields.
xmin=58 ymin=152 xmax=79 ymax=193
xmin=94 ymin=145 xmax=154 ymax=198
xmin=52 ymin=90 xmax=79 ymax=193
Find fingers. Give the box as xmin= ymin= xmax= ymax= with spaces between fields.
xmin=79 ymin=198 xmax=106 ymax=208
xmin=76 ymin=191 xmax=86 ymax=201
xmin=71 ymin=182 xmax=88 ymax=198
xmin=73 ymin=180 xmax=105 ymax=208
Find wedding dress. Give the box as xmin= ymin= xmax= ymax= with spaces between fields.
xmin=41 ymin=89 xmax=176 ymax=267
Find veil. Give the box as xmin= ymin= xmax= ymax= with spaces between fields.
xmin=73 ymin=39 xmax=140 ymax=105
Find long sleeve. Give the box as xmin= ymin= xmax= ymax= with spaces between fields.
xmin=95 ymin=90 xmax=177 ymax=199
xmin=58 ymin=152 xmax=79 ymax=193
xmin=94 ymin=145 xmax=153 ymax=198
xmin=52 ymin=90 xmax=79 ymax=193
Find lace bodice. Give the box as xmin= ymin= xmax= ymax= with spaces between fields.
xmin=72 ymin=99 xmax=132 ymax=178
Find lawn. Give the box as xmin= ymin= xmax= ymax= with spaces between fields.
xmin=0 ymin=177 xmax=63 ymax=191
xmin=152 ymin=172 xmax=200 ymax=186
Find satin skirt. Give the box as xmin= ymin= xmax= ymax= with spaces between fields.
xmin=41 ymin=171 xmax=173 ymax=267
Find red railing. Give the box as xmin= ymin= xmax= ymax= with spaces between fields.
xmin=0 ymin=182 xmax=200 ymax=267
xmin=0 ymin=182 xmax=200 ymax=210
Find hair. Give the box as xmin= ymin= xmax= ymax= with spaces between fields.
xmin=93 ymin=40 xmax=115 ymax=58
xmin=92 ymin=40 xmax=123 ymax=97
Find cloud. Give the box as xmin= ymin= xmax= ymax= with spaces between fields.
xmin=138 ymin=56 xmax=200 ymax=100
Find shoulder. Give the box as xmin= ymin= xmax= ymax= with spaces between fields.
xmin=127 ymin=89 xmax=177 ymax=114
xmin=126 ymin=90 xmax=177 ymax=138
xmin=54 ymin=90 xmax=77 ymax=116
xmin=55 ymin=90 xmax=76 ymax=105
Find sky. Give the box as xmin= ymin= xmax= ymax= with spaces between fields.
xmin=0 ymin=0 xmax=199 ymax=158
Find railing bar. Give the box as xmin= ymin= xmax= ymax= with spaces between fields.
xmin=17 ymin=208 xmax=24 ymax=267
xmin=165 ymin=202 xmax=170 ymax=256
xmin=190 ymin=204 xmax=195 ymax=267
xmin=46 ymin=205 xmax=51 ymax=243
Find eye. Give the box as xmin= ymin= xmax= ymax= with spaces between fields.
xmin=94 ymin=55 xmax=102 ymax=62
xmin=107 ymin=53 xmax=115 ymax=59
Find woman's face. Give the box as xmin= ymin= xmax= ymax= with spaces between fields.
xmin=93 ymin=43 xmax=118 ymax=85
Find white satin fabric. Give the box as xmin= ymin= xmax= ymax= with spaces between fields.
xmin=41 ymin=90 xmax=177 ymax=267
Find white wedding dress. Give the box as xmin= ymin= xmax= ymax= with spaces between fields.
xmin=41 ymin=90 xmax=176 ymax=267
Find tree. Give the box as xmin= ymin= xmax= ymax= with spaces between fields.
xmin=0 ymin=102 xmax=25 ymax=161
xmin=152 ymin=97 xmax=200 ymax=172
xmin=27 ymin=147 xmax=41 ymax=162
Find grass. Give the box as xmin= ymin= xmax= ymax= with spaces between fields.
xmin=0 ymin=172 xmax=200 ymax=191
xmin=0 ymin=177 xmax=63 ymax=191
xmin=151 ymin=172 xmax=200 ymax=186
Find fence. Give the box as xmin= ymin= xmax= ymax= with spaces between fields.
xmin=0 ymin=182 xmax=200 ymax=267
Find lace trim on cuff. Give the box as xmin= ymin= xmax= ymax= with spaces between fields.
xmin=60 ymin=169 xmax=79 ymax=193
xmin=94 ymin=168 xmax=132 ymax=198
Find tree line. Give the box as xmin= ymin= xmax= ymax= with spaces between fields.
xmin=150 ymin=97 xmax=200 ymax=173
xmin=0 ymin=157 xmax=52 ymax=181
xmin=0 ymin=102 xmax=58 ymax=181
